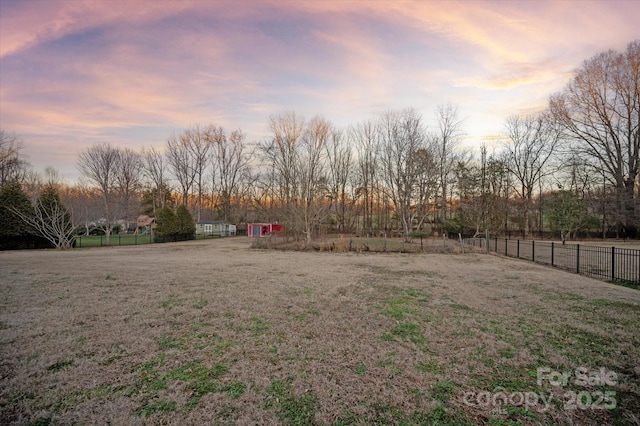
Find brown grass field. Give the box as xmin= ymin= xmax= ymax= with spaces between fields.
xmin=1 ymin=237 xmax=639 ymax=425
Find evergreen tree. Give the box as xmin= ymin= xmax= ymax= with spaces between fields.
xmin=155 ymin=206 xmax=195 ymax=242
xmin=155 ymin=207 xmax=179 ymax=241
xmin=0 ymin=181 xmax=52 ymax=249
xmin=0 ymin=181 xmax=33 ymax=237
xmin=176 ymin=205 xmax=196 ymax=236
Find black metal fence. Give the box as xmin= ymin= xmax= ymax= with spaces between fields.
xmin=476 ymin=238 xmax=640 ymax=285
xmin=74 ymin=233 xmax=222 ymax=248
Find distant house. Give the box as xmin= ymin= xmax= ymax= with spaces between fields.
xmin=247 ymin=223 xmax=283 ymax=237
xmin=196 ymin=220 xmax=236 ymax=237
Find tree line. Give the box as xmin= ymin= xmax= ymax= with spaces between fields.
xmin=1 ymin=40 xmax=638 ymax=248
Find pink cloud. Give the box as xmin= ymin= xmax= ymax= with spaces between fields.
xmin=1 ymin=0 xmax=638 ymax=180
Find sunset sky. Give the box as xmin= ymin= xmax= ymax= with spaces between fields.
xmin=1 ymin=0 xmax=639 ymax=182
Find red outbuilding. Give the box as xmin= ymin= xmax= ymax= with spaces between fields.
xmin=247 ymin=223 xmax=283 ymax=237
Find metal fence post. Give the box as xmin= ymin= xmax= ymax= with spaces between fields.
xmin=504 ymin=238 xmax=508 ymax=255
xmin=576 ymin=244 xmax=580 ymax=274
xmin=486 ymin=230 xmax=489 ymax=254
xmin=532 ymin=240 xmax=535 ymax=262
xmin=551 ymin=242 xmax=554 ymax=266
xmin=517 ymin=240 xmax=520 ymax=258
xmin=611 ymin=246 xmax=615 ymax=282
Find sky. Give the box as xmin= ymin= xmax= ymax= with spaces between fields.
xmin=1 ymin=0 xmax=639 ymax=182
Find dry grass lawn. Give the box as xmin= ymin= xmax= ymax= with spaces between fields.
xmin=1 ymin=237 xmax=639 ymax=425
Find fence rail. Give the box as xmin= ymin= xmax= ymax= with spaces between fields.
xmin=469 ymin=238 xmax=640 ymax=285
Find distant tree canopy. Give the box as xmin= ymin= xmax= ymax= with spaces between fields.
xmin=2 ymin=39 xmax=639 ymax=246
xmin=551 ymin=40 xmax=640 ymax=237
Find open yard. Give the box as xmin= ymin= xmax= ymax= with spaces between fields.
xmin=1 ymin=238 xmax=639 ymax=425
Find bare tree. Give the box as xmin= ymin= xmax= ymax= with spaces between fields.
xmin=434 ymin=105 xmax=464 ymax=231
xmin=62 ymin=180 xmax=101 ymax=236
xmin=0 ymin=130 xmax=29 ymax=187
xmin=379 ymin=109 xmax=432 ymax=241
xmin=166 ymin=131 xmax=197 ymax=208
xmin=550 ymin=40 xmax=640 ymax=236
xmin=77 ymin=143 xmax=121 ymax=245
xmin=116 ymin=148 xmax=142 ymax=229
xmin=453 ymin=145 xmax=507 ymax=236
xmin=325 ymin=128 xmax=353 ymax=233
xmin=298 ymin=115 xmax=330 ymax=242
xmin=188 ymin=125 xmax=211 ymax=222
xmin=351 ymin=120 xmax=379 ymax=235
xmin=261 ymin=111 xmax=305 ymax=230
xmin=503 ymin=112 xmax=561 ymax=238
xmin=269 ymin=111 xmax=305 ymax=210
xmin=258 ymin=112 xmax=336 ymax=241
xmin=210 ymin=127 xmax=251 ymax=222
xmin=141 ymin=146 xmax=170 ymax=212
xmin=10 ymin=185 xmax=75 ymax=249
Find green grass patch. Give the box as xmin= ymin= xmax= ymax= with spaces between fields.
xmin=250 ymin=316 xmax=269 ymax=334
xmin=208 ymin=335 xmax=236 ymax=355
xmin=156 ymin=335 xmax=182 ymax=350
xmin=160 ymin=294 xmax=185 ymax=310
xmin=338 ymin=401 xmax=467 ymax=425
xmin=221 ymin=380 xmax=246 ymax=399
xmin=431 ymin=380 xmax=457 ymax=404
xmin=137 ymin=399 xmax=177 ymax=417
xmin=381 ymin=288 xmax=430 ymax=321
xmin=46 ymin=359 xmax=73 ymax=372
xmin=354 ymin=361 xmax=367 ymax=376
xmin=590 ymin=298 xmax=640 ymax=311
xmin=379 ymin=288 xmax=432 ymax=351
xmin=480 ymin=365 xmax=534 ymax=393
xmin=416 ymin=359 xmax=443 ymax=375
xmin=611 ymin=279 xmax=640 ymax=290
xmin=166 ymin=362 xmax=229 ymax=409
xmin=192 ymin=297 xmax=208 ymax=309
xmin=498 ymin=348 xmax=516 ymax=359
xmin=390 ymin=322 xmax=425 ymax=345
xmin=266 ymin=378 xmax=317 ymax=425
